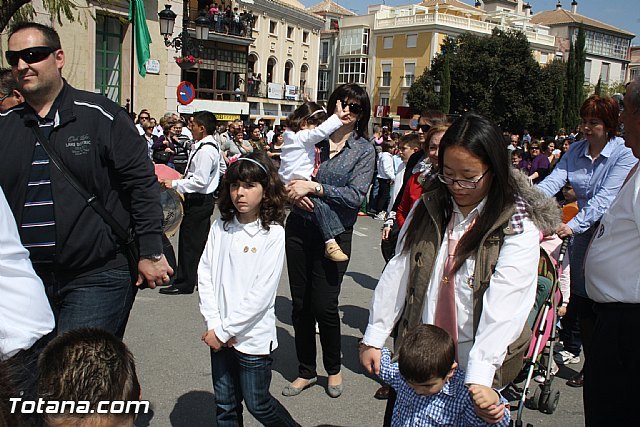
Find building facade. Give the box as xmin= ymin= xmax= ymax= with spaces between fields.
xmin=530 ymin=1 xmax=635 ymax=87
xmin=237 ymin=0 xmax=324 ymax=125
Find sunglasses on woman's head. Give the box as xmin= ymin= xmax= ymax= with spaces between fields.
xmin=418 ymin=124 xmax=431 ymax=133
xmin=5 ymin=46 xmax=57 ymax=67
xmin=339 ymin=100 xmax=363 ymax=114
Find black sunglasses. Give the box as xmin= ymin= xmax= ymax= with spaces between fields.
xmin=418 ymin=124 xmax=431 ymax=132
xmin=5 ymin=46 xmax=57 ymax=67
xmin=340 ymin=100 xmax=363 ymax=114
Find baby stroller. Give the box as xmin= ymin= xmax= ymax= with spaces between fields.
xmin=511 ymin=238 xmax=569 ymax=427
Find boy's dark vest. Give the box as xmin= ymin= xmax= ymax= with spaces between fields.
xmin=397 ymin=187 xmax=532 ymax=388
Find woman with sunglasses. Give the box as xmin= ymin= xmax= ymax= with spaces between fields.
xmin=538 ymin=95 xmax=636 ymax=388
xmin=361 ymin=113 xmax=561 ymax=424
xmin=524 ymin=140 xmax=550 ymax=184
xmin=282 ymin=83 xmax=375 ymax=398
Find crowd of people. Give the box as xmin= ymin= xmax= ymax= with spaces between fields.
xmin=2 ymin=21 xmax=640 ymax=427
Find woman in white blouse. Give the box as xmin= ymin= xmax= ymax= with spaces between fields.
xmin=360 ymin=113 xmax=560 ymax=424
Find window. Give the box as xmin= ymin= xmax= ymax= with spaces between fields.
xmin=584 ymin=60 xmax=592 ymax=84
xmin=338 ymin=58 xmax=368 ymax=84
xmin=269 ymin=20 xmax=277 ymax=34
xmin=287 ymin=26 xmax=294 ymax=39
xmin=402 ymin=92 xmax=409 ymax=107
xmin=339 ymin=28 xmax=369 ymax=55
xmin=330 ymin=19 xmax=339 ymax=31
xmin=600 ymin=62 xmax=610 ymax=83
xmin=303 ymin=31 xmax=309 ymax=44
xmin=406 ymin=34 xmax=417 ymax=48
xmin=381 ymin=63 xmax=391 ymax=87
xmin=320 ymin=41 xmax=330 ymax=64
xmin=383 ymin=36 xmax=393 ymax=49
xmin=318 ymin=70 xmax=330 ymax=101
xmin=95 ymin=14 xmax=122 ymax=103
xmin=380 ymin=93 xmax=389 ymax=106
xmin=540 ymin=53 xmax=548 ymax=65
xmin=404 ymin=63 xmax=415 ymax=87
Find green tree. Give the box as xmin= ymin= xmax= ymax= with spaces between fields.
xmin=406 ymin=69 xmax=440 ymax=115
xmin=565 ymin=27 xmax=586 ymax=130
xmin=439 ymin=48 xmax=451 ymax=114
xmin=0 ymin=0 xmax=114 ymax=33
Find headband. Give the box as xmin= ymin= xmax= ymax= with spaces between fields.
xmin=236 ymin=157 xmax=268 ymax=174
xmin=308 ymin=108 xmax=326 ymax=119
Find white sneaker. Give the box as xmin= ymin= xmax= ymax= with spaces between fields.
xmin=554 ymin=350 xmax=580 ymax=365
xmin=534 ymin=360 xmax=559 ymax=383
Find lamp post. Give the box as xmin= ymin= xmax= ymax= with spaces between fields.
xmin=434 ymin=79 xmax=442 ymax=96
xmin=158 ymin=4 xmax=209 ymax=55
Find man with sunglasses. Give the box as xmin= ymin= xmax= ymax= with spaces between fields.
xmin=135 ymin=109 xmax=151 ymax=135
xmin=0 ymin=22 xmax=172 ymax=339
xmin=0 ymin=68 xmax=25 ymax=112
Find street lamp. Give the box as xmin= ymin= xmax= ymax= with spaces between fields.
xmin=434 ymin=79 xmax=442 ymax=95
xmin=158 ymin=4 xmax=209 ymax=53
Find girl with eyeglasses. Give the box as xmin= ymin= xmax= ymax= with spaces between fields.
xmin=361 ymin=113 xmax=561 ymax=424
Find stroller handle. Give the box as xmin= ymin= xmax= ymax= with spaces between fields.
xmin=557 ymin=237 xmax=570 ymax=264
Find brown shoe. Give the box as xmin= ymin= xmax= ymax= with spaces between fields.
xmin=325 ymin=242 xmax=349 ymax=262
xmin=566 ymin=371 xmax=584 ymax=388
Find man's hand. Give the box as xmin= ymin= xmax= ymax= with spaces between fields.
xmin=137 ymin=256 xmax=173 ymax=289
xmin=202 ymin=329 xmax=224 ymax=351
xmin=468 ymin=384 xmax=505 ymax=424
xmin=160 ymin=179 xmax=173 ymax=189
xmin=556 ymin=223 xmax=573 ymax=239
xmin=359 ymin=344 xmax=382 ymax=376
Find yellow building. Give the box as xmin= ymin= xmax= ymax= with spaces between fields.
xmin=336 ymin=0 xmax=556 ymax=127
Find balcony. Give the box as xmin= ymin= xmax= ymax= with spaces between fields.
xmin=188 ymin=8 xmax=255 ymax=42
xmin=374 ymin=12 xmax=555 ymax=49
xmin=248 ymin=82 xmax=314 ymax=102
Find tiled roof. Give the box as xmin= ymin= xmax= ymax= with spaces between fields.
xmin=307 ymin=0 xmax=356 ymax=16
xmin=530 ymin=8 xmax=634 ymax=37
xmin=419 ymin=0 xmax=482 ymax=14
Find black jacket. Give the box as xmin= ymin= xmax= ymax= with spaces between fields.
xmin=0 ymin=81 xmax=163 ymax=276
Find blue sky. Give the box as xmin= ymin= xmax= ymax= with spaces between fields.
xmin=300 ymin=0 xmax=639 ymax=42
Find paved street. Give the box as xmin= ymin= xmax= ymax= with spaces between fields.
xmin=126 ymin=215 xmax=585 ymax=426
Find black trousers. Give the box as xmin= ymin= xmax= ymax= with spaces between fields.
xmin=373 ymin=178 xmax=392 ymax=214
xmin=174 ymin=193 xmax=215 ymax=292
xmin=584 ymin=302 xmax=640 ymax=426
xmin=285 ymin=213 xmax=352 ymax=379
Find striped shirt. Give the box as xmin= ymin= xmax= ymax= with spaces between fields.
xmin=20 ymin=108 xmax=58 ymax=264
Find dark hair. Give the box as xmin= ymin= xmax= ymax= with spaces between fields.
xmin=38 ymin=328 xmax=140 ymax=423
xmin=580 ymin=95 xmax=619 ymax=140
xmin=419 ymin=110 xmax=448 ymax=127
xmin=512 ymin=148 xmax=524 ymax=158
xmin=218 ymin=151 xmax=286 ymax=229
xmin=424 ymin=124 xmax=450 ymax=151
xmin=403 ymin=113 xmax=516 ymax=272
xmin=249 ymin=123 xmax=262 ymax=134
xmin=0 ymin=68 xmax=18 ymax=96
xmin=540 ymin=139 xmax=555 ymax=153
xmin=327 ymin=83 xmax=371 ymax=139
xmin=287 ymin=102 xmax=327 ymax=132
xmin=398 ymin=324 xmax=455 ymax=383
xmin=381 ymin=140 xmax=395 ymax=153
xmin=399 ymin=133 xmax=421 ymax=149
xmin=9 ymin=22 xmax=61 ymax=50
xmin=193 ymin=111 xmax=217 ymax=135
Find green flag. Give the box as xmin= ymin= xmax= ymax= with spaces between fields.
xmin=128 ymin=0 xmax=152 ymax=77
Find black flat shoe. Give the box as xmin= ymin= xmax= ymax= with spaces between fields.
xmin=159 ymin=285 xmax=193 ymax=295
xmin=566 ymin=371 xmax=584 ymax=388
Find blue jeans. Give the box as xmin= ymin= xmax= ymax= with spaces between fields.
xmin=210 ymin=347 xmax=299 ymax=427
xmin=41 ymin=266 xmax=137 ymax=339
xmin=312 ymin=196 xmax=345 ymax=242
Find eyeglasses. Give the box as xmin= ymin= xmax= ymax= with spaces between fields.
xmin=5 ymin=46 xmax=57 ymax=67
xmin=530 ymin=146 xmax=540 ymax=150
xmin=139 ymin=116 xmax=150 ymax=120
xmin=0 ymin=93 xmax=9 ymax=103
xmin=437 ymin=169 xmax=490 ymax=189
xmin=418 ymin=124 xmax=430 ymax=133
xmin=340 ymin=100 xmax=363 ymax=114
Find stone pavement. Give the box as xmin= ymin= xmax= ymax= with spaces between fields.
xmin=126 ymin=215 xmax=585 ymax=426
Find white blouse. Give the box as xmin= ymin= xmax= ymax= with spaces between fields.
xmin=198 ymin=217 xmax=285 ymax=355
xmin=363 ymin=198 xmax=540 ymax=387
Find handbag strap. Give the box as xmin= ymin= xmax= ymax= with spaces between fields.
xmin=27 ymin=121 xmax=132 ymax=244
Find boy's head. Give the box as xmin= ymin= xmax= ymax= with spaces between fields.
xmin=381 ymin=140 xmax=395 ymax=153
xmin=398 ymin=325 xmax=457 ymax=396
xmin=38 ymin=328 xmax=141 ymax=427
xmin=511 ymin=148 xmax=523 ymax=167
xmin=397 ymin=133 xmax=421 ymax=163
xmin=192 ymin=111 xmax=217 ymax=140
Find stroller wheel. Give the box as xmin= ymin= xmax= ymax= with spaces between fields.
xmin=525 ymin=385 xmax=542 ymax=410
xmin=539 ymin=388 xmax=560 ymax=414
